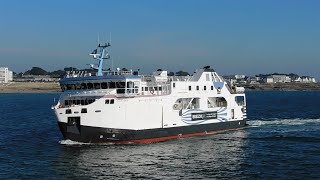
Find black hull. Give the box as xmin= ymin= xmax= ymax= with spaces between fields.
xmin=58 ymin=119 xmax=247 ymax=144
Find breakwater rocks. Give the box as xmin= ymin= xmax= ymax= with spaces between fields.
xmin=241 ymin=83 xmax=320 ymax=91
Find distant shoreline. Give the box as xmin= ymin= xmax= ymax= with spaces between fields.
xmin=0 ymin=82 xmax=60 ymax=93
xmin=240 ymin=82 xmax=320 ymax=91
xmin=1 ymin=82 xmax=320 ymax=93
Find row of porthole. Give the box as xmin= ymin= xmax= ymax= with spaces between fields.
xmin=105 ymin=99 xmax=115 ymax=104
xmin=141 ymin=87 xmax=163 ymax=91
xmin=65 ymin=108 xmax=102 ymax=114
xmin=66 ymin=108 xmax=87 ymax=114
xmin=65 ymin=99 xmax=96 ymax=106
xmin=61 ymin=82 xmax=126 ymax=91
xmin=189 ymin=85 xmax=215 ymax=91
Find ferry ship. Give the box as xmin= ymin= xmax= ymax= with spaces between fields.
xmin=52 ymin=42 xmax=247 ymax=144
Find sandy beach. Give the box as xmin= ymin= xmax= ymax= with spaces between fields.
xmin=0 ymin=82 xmax=61 ymax=93
xmin=1 ymin=82 xmax=319 ymax=93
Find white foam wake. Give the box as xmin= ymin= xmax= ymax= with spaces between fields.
xmin=247 ymin=118 xmax=320 ymax=127
xmin=59 ymin=139 xmax=91 ymax=145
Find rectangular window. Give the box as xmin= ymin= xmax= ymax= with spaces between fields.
xmin=101 ymin=82 xmax=108 ymax=89
xmin=66 ymin=109 xmax=72 ymax=114
xmin=189 ymin=86 xmax=191 ymax=91
xmin=141 ymin=87 xmax=144 ymax=91
xmin=211 ymin=86 xmax=214 ymax=90
xmin=196 ymin=86 xmax=199 ymax=90
xmin=206 ymin=74 xmax=210 ymax=81
xmin=159 ymin=87 xmax=162 ymax=91
xmin=81 ymin=108 xmax=87 ymax=113
xmin=110 ymin=99 xmax=114 ymax=104
xmin=154 ymin=87 xmax=158 ymax=91
xmin=173 ymin=83 xmax=175 ymax=88
xmin=204 ymin=86 xmax=206 ymax=90
xmin=145 ymin=87 xmax=148 ymax=91
xmin=105 ymin=99 xmax=109 ymax=104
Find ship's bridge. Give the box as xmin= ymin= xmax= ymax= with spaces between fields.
xmin=59 ymin=74 xmax=141 ymax=95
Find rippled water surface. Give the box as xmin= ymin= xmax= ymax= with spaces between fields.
xmin=0 ymin=91 xmax=320 ymax=179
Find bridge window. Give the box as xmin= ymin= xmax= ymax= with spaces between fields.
xmin=110 ymin=99 xmax=114 ymax=104
xmin=81 ymin=83 xmax=87 ymax=89
xmin=127 ymin=81 xmax=134 ymax=88
xmin=116 ymin=82 xmax=125 ymax=88
xmin=109 ymin=82 xmax=116 ymax=88
xmin=94 ymin=83 xmax=101 ymax=89
xmin=76 ymin=83 xmax=81 ymax=90
xmin=87 ymin=83 xmax=93 ymax=89
xmin=117 ymin=89 xmax=125 ymax=94
xmin=66 ymin=84 xmax=75 ymax=90
xmin=81 ymin=108 xmax=87 ymax=113
xmin=101 ymin=82 xmax=108 ymax=89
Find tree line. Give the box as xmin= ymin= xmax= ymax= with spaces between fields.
xmin=16 ymin=67 xmax=191 ymax=78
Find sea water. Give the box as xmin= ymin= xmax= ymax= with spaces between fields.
xmin=0 ymin=91 xmax=319 ymax=179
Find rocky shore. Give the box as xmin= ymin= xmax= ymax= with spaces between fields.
xmin=240 ymin=82 xmax=320 ymax=91
xmin=1 ymin=82 xmax=320 ymax=93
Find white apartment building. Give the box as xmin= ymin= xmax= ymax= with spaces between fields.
xmin=264 ymin=75 xmax=291 ymax=83
xmin=0 ymin=67 xmax=13 ymax=83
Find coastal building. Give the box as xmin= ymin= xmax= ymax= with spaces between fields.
xmin=0 ymin=67 xmax=13 ymax=83
xmin=292 ymin=76 xmax=302 ymax=82
xmin=235 ymin=75 xmax=246 ymax=80
xmin=14 ymin=75 xmax=59 ymax=82
xmin=264 ymin=75 xmax=291 ymax=83
xmin=264 ymin=76 xmax=274 ymax=83
xmin=301 ymin=76 xmax=316 ymax=83
xmin=246 ymin=76 xmax=260 ymax=84
xmin=222 ymin=75 xmax=237 ymax=86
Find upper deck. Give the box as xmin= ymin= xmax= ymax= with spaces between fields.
xmin=58 ymin=42 xmax=244 ymax=96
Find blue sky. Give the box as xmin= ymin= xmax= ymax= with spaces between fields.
xmin=0 ymin=0 xmax=319 ymax=78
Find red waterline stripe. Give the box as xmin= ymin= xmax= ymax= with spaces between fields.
xmin=98 ymin=128 xmax=241 ymax=145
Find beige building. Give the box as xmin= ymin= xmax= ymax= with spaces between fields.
xmin=265 ymin=75 xmax=291 ymax=83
